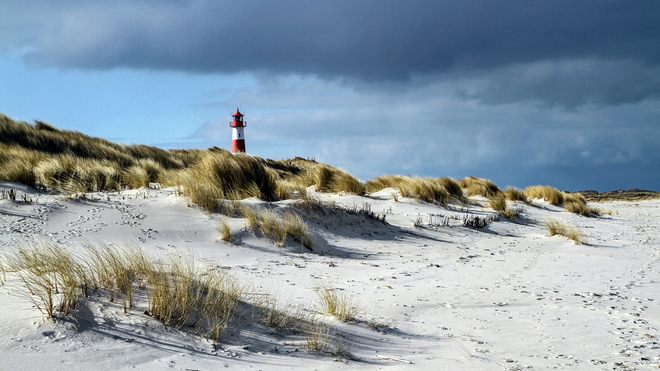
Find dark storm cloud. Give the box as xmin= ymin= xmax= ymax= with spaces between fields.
xmin=458 ymin=60 xmax=660 ymax=109
xmin=3 ymin=0 xmax=660 ymax=107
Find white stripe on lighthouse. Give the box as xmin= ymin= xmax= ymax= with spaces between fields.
xmin=232 ymin=127 xmax=245 ymax=140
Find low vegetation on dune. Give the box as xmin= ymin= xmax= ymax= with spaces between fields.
xmin=314 ymin=283 xmax=361 ymax=323
xmin=0 ymin=241 xmax=366 ymax=356
xmin=524 ymin=185 xmax=601 ymax=217
xmin=170 ymin=149 xmax=279 ymax=210
xmin=437 ymin=177 xmax=465 ymax=200
xmin=487 ymin=192 xmax=507 ymax=213
xmin=238 ymin=203 xmax=315 ymax=250
xmin=367 ymin=176 xmax=449 ymax=205
xmin=545 ymin=218 xmax=587 ymax=245
xmin=580 ymin=189 xmax=660 ymax=202
xmin=279 ymin=158 xmax=365 ymax=195
xmin=525 ymin=185 xmax=565 ymax=206
xmin=459 ymin=176 xmax=501 ymax=198
xmin=0 ymin=114 xmax=602 ymax=218
xmin=504 ymin=186 xmax=527 ymax=202
xmin=365 ymin=175 xmax=529 ymax=219
xmin=563 ymin=192 xmax=601 ymax=217
xmin=0 ymin=114 xmax=198 ymax=192
xmin=0 ymin=115 xmax=363 ymax=207
xmin=366 ymin=175 xmax=465 ymax=205
xmin=367 ymin=175 xmax=502 ymax=202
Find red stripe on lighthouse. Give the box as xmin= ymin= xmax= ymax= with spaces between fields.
xmin=232 ymin=139 xmax=245 ymax=153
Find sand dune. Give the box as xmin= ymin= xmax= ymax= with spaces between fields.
xmin=1 ymin=181 xmax=658 ymax=370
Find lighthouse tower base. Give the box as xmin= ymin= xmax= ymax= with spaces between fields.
xmin=232 ymin=139 xmax=246 ymax=153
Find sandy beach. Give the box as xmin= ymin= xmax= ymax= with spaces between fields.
xmin=0 ymin=181 xmax=658 ymax=370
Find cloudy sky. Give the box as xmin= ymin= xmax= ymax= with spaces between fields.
xmin=1 ymin=1 xmax=659 ymax=191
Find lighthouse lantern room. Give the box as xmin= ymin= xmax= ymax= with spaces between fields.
xmin=229 ymin=108 xmax=247 ymax=153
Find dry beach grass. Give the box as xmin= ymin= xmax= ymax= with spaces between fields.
xmin=0 ymin=240 xmax=362 ymax=352
xmin=1 ymin=115 xmax=603 ymax=218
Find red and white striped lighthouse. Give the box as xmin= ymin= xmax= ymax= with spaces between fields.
xmin=229 ymin=108 xmax=247 ymax=153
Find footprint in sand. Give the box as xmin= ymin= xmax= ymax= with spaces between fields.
xmin=66 ymin=215 xmax=89 ymax=227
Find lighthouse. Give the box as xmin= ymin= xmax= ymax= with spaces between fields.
xmin=229 ymin=108 xmax=247 ymax=153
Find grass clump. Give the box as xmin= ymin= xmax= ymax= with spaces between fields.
xmin=34 ymin=156 xmax=122 ymax=193
xmin=260 ymin=209 xmax=288 ymax=245
xmin=302 ymin=319 xmax=331 ymax=353
xmin=364 ymin=175 xmax=399 ymax=192
xmin=488 ymin=193 xmax=507 ymax=213
xmin=526 ymin=186 xmax=600 ymax=217
xmin=297 ymin=164 xmax=365 ymax=194
xmin=459 ymin=177 xmax=501 ymax=198
xmin=219 ymin=219 xmax=233 ymax=242
xmin=314 ymin=283 xmax=360 ymax=322
xmin=257 ymin=157 xmax=366 ymax=196
xmin=85 ymin=243 xmax=136 ymax=312
xmin=545 ymin=218 xmax=587 ymax=244
xmin=239 ymin=204 xmax=261 ymax=231
xmin=173 ymin=150 xmax=280 ymax=212
xmin=275 ymin=180 xmax=307 ymax=200
xmin=182 ymin=150 xmax=277 ymax=206
xmin=462 ymin=177 xmax=501 ymax=198
xmin=366 ymin=176 xmax=449 ymax=205
xmin=0 ymin=114 xmax=186 ymax=170
xmin=504 ymin=186 xmax=527 ymax=202
xmin=252 ymin=294 xmax=306 ymax=334
xmin=0 ymin=115 xmax=193 ymax=192
xmin=301 ymin=318 xmax=352 ymax=358
xmin=563 ymin=192 xmax=601 ymax=217
xmin=489 ymin=191 xmax=525 ymax=220
xmin=239 ymin=205 xmax=315 ymax=250
xmin=4 ymin=242 xmax=83 ymax=318
xmin=0 ymin=144 xmax=42 ymax=187
xmin=0 ymin=241 xmax=365 ymax=358
xmin=438 ymin=177 xmax=465 ymax=201
xmin=282 ymin=211 xmax=315 ymax=248
xmin=525 ymin=185 xmax=564 ymax=206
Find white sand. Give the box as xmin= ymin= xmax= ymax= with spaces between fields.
xmin=0 ymin=181 xmax=658 ymax=370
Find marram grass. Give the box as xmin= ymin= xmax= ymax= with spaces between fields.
xmin=366 ymin=176 xmax=450 ymax=205
xmin=238 ymin=205 xmax=315 ymax=249
xmin=0 ymin=116 xmax=363 ymax=205
xmin=545 ymin=218 xmax=587 ymax=245
xmin=525 ymin=186 xmax=564 ymax=206
xmin=1 ymin=114 xmax=604 ymax=219
xmin=0 ymin=241 xmax=368 ymax=358
xmin=525 ymin=185 xmax=600 ymax=217
xmin=0 ymin=241 xmax=244 ymax=342
xmin=314 ymin=283 xmax=361 ymax=322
